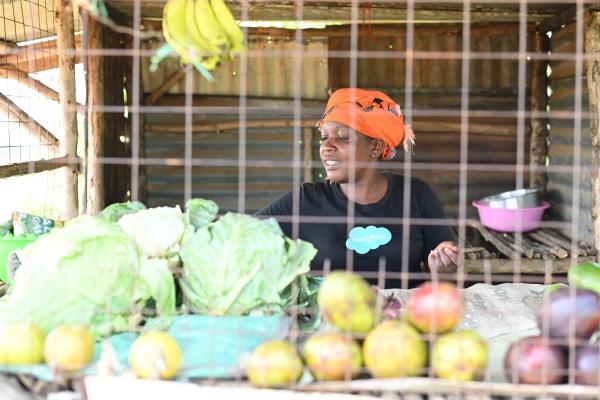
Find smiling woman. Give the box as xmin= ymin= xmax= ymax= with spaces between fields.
xmin=256 ymin=88 xmax=458 ymax=288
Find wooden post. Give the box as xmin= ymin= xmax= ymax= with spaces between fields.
xmin=85 ymin=14 xmax=105 ymax=214
xmin=303 ymin=127 xmax=314 ymax=183
xmin=530 ymin=30 xmax=550 ymax=192
xmin=55 ymin=0 xmax=79 ymax=219
xmin=586 ymin=10 xmax=600 ymax=261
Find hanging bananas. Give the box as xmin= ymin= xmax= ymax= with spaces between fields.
xmin=160 ymin=0 xmax=245 ymax=78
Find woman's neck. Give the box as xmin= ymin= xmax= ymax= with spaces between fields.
xmin=339 ymin=171 xmax=388 ymax=205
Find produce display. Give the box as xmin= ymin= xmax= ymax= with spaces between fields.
xmin=1 ymin=199 xmax=598 ymax=391
xmin=0 ymin=199 xmax=318 ymax=382
xmin=504 ymin=261 xmax=600 ymax=385
xmin=247 ymin=273 xmax=489 ymax=387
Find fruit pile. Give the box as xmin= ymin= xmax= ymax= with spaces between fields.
xmin=504 ymin=262 xmax=600 ymax=385
xmin=246 ymin=271 xmax=489 ymax=387
xmin=161 ymin=0 xmax=244 ymax=76
xmin=0 ymin=323 xmax=182 ymax=380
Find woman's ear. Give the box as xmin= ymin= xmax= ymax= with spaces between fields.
xmin=370 ymin=139 xmax=385 ymax=159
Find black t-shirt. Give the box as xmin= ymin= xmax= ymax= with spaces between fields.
xmin=255 ymin=173 xmax=455 ymax=288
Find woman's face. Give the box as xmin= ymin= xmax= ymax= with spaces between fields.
xmin=319 ymin=121 xmax=381 ymax=183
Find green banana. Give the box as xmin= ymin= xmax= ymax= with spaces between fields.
xmin=193 ymin=0 xmax=231 ymax=54
xmin=185 ymin=0 xmax=222 ymax=57
xmin=210 ymin=0 xmax=245 ymax=53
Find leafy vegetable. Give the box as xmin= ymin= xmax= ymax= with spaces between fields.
xmin=0 ymin=216 xmax=176 ymax=338
xmin=98 ymin=201 xmax=147 ymax=223
xmin=117 ymin=206 xmax=188 ymax=258
xmin=0 ymin=219 xmax=12 ymax=236
xmin=178 ymin=213 xmax=317 ymax=316
xmin=184 ymin=198 xmax=219 ymax=230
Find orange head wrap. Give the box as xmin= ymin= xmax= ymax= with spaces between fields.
xmin=318 ymin=88 xmax=415 ymax=160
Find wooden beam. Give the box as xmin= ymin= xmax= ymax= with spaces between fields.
xmin=145 ymin=119 xmax=317 ymax=133
xmin=56 ymin=0 xmax=79 ymax=219
xmin=0 ymin=35 xmax=81 ymax=73
xmin=85 ymin=13 xmax=105 ymax=214
xmin=145 ymin=70 xmax=186 ymax=105
xmin=464 ymin=257 xmax=595 ymax=274
xmin=529 ymin=31 xmax=550 ymax=192
xmin=145 ymin=117 xmax=526 ymax=136
xmin=0 ymin=66 xmax=60 ymax=102
xmin=142 ymin=20 xmax=537 ymax=38
xmin=0 ymin=92 xmax=60 ymax=150
xmin=538 ymin=6 xmax=577 ymax=33
xmin=303 ymin=127 xmax=314 ymax=183
xmin=0 ymin=156 xmax=81 ymax=179
xmin=586 ymin=9 xmax=600 ymax=262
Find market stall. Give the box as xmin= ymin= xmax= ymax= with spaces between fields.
xmin=1 ymin=0 xmax=600 ymax=398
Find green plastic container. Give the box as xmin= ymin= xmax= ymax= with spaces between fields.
xmin=0 ymin=238 xmax=35 ymax=283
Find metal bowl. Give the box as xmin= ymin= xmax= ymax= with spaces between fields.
xmin=479 ymin=188 xmax=541 ymax=209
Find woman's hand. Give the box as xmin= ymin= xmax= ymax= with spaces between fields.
xmin=428 ymin=241 xmax=458 ymax=273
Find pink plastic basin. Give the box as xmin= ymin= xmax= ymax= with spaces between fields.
xmin=472 ymin=201 xmax=550 ymax=233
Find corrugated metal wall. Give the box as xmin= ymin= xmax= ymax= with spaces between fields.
xmin=143 ymin=96 xmax=323 ymax=211
xmin=142 ymin=38 xmax=329 ymax=99
xmin=142 ymin=24 xmax=532 ymax=216
xmin=546 ymin=22 xmax=593 ymax=244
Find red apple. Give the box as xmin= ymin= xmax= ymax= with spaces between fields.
xmin=504 ymin=336 xmax=566 ymax=384
xmin=406 ymin=282 xmax=464 ymax=334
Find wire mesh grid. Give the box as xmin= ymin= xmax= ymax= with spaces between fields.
xmin=1 ymin=0 xmax=600 ymax=398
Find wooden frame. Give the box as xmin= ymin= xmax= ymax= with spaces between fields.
xmin=586 ymin=10 xmax=600 ymax=260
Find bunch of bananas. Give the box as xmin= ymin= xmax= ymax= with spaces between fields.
xmin=161 ymin=0 xmax=244 ymax=79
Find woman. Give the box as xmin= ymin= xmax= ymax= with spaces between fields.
xmin=256 ymin=88 xmax=458 ymax=287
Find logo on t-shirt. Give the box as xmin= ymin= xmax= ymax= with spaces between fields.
xmin=345 ymin=226 xmax=392 ymax=254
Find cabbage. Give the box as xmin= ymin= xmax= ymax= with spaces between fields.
xmin=98 ymin=201 xmax=146 ymax=223
xmin=0 ymin=216 xmax=176 ymax=338
xmin=184 ymin=198 xmax=219 ymax=230
xmin=117 ymin=206 xmax=187 ymax=258
xmin=179 ymin=213 xmax=317 ymax=316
